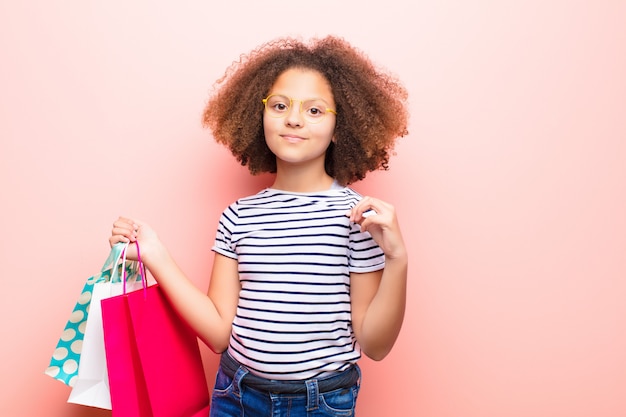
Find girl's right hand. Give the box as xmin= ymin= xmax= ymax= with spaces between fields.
xmin=110 ymin=216 xmax=138 ymax=245
xmin=110 ymin=216 xmax=159 ymax=262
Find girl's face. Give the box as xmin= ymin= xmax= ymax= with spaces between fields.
xmin=263 ymin=68 xmax=336 ymax=171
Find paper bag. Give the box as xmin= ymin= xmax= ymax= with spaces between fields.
xmin=45 ymin=243 xmax=138 ymax=387
xmin=102 ymin=282 xmax=210 ymax=417
xmin=67 ymin=277 xmax=144 ymax=409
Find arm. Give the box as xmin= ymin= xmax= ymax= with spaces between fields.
xmin=110 ymin=217 xmax=240 ymax=353
xmin=347 ymin=198 xmax=408 ymax=361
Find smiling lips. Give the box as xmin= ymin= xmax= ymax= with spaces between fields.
xmin=281 ymin=134 xmax=306 ymax=143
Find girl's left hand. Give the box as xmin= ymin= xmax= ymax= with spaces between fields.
xmin=347 ymin=196 xmax=407 ymax=261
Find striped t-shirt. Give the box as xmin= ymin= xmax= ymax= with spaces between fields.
xmin=212 ymin=183 xmax=385 ymax=380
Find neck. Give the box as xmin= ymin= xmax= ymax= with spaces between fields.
xmin=271 ymin=162 xmax=334 ymax=193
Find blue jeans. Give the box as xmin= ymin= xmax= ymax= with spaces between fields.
xmin=209 ymin=357 xmax=361 ymax=416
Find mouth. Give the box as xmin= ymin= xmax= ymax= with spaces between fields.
xmin=281 ymin=134 xmax=306 ymax=143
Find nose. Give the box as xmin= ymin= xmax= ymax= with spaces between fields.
xmin=284 ymin=102 xmax=303 ymax=127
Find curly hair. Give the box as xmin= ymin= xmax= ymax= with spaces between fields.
xmin=202 ymin=36 xmax=409 ymax=185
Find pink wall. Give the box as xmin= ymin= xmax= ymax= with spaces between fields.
xmin=1 ymin=1 xmax=625 ymax=416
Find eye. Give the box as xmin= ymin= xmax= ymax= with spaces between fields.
xmin=273 ymin=102 xmax=289 ymax=112
xmin=303 ymin=101 xmax=327 ymax=118
xmin=266 ymin=95 xmax=290 ymax=114
xmin=307 ymin=107 xmax=323 ymax=116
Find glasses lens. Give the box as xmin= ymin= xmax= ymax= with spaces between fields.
xmin=301 ymin=99 xmax=331 ymax=123
xmin=265 ymin=95 xmax=291 ymax=117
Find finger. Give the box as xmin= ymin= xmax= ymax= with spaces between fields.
xmin=351 ymin=197 xmax=381 ymax=221
xmin=113 ymin=217 xmax=137 ymax=230
xmin=112 ymin=223 xmax=135 ymax=237
xmin=112 ymin=217 xmax=139 ymax=241
xmin=109 ymin=235 xmax=130 ymax=246
xmin=356 ymin=210 xmax=382 ymax=232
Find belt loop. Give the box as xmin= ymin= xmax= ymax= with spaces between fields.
xmin=306 ymin=378 xmax=319 ymax=411
xmin=232 ymin=365 xmax=249 ymax=398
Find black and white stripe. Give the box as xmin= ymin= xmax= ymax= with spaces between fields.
xmin=212 ymin=185 xmax=384 ymax=380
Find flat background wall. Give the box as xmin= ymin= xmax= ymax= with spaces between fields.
xmin=1 ymin=1 xmax=625 ymax=416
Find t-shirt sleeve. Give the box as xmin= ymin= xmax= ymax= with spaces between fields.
xmin=348 ymin=222 xmax=385 ymax=273
xmin=211 ymin=204 xmax=238 ymax=260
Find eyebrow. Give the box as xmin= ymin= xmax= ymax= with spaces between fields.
xmin=268 ymin=94 xmax=334 ymax=104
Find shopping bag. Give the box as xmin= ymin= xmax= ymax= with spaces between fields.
xmin=45 ymin=242 xmax=139 ymax=387
xmin=102 ymin=243 xmax=210 ymax=417
xmin=67 ymin=248 xmax=145 ymax=409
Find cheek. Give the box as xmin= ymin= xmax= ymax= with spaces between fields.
xmin=263 ymin=114 xmax=280 ymax=137
xmin=314 ymin=124 xmax=336 ymax=143
xmin=324 ymin=119 xmax=337 ymax=138
xmin=263 ymin=116 xmax=280 ymax=152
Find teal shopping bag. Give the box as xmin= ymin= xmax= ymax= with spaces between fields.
xmin=44 ymin=243 xmax=139 ymax=387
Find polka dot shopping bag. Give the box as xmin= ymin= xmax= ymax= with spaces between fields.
xmin=44 ymin=243 xmax=139 ymax=388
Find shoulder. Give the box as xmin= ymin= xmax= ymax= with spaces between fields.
xmin=342 ymin=187 xmax=363 ymax=198
xmin=338 ymin=187 xmax=364 ymax=206
xmin=223 ymin=188 xmax=275 ymax=211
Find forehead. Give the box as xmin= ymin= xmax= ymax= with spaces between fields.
xmin=269 ymin=68 xmax=334 ymax=103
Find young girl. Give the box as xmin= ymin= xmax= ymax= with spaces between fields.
xmin=110 ymin=35 xmax=409 ymax=416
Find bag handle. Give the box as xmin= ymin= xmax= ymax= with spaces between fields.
xmin=106 ymin=242 xmax=130 ymax=281
xmin=121 ymin=241 xmax=148 ymax=298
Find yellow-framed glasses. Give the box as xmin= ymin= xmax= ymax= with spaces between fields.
xmin=262 ymin=94 xmax=337 ymax=124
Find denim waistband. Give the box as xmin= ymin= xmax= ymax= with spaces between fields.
xmin=219 ymin=352 xmax=360 ymax=394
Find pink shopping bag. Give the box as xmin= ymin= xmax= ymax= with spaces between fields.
xmin=101 ymin=244 xmax=210 ymax=417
